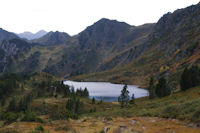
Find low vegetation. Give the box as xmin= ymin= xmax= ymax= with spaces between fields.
xmin=0 ymin=66 xmax=199 ymax=132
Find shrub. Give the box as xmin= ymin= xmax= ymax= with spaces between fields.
xmin=35 ymin=125 xmax=44 ymax=132
xmin=192 ymin=110 xmax=200 ymax=122
xmin=1 ymin=112 xmax=18 ymax=124
xmin=21 ymin=111 xmax=44 ymax=123
xmin=162 ymin=105 xmax=178 ymax=118
xmin=90 ymin=107 xmax=96 ymax=113
xmin=49 ymin=106 xmax=69 ymax=120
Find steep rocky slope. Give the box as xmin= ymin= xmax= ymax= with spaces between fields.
xmin=0 ymin=39 xmax=32 ymax=73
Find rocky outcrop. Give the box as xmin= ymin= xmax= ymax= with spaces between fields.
xmin=0 ymin=39 xmax=32 ymax=72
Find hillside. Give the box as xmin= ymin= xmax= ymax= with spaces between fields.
xmin=42 ymin=19 xmax=155 ymax=77
xmin=71 ymin=3 xmax=200 ymax=87
xmin=0 ymin=38 xmax=33 ymax=73
xmin=0 ymin=28 xmax=19 ymax=43
xmin=0 ymin=3 xmax=199 ymax=88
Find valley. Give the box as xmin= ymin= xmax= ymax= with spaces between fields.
xmin=0 ymin=1 xmax=199 ymax=133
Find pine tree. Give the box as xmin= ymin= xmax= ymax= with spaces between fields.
xmin=71 ymin=86 xmax=75 ymax=95
xmin=148 ymin=77 xmax=156 ymax=99
xmin=155 ymin=77 xmax=171 ymax=98
xmin=63 ymin=86 xmax=71 ymax=97
xmin=190 ymin=66 xmax=200 ymax=87
xmin=180 ymin=66 xmax=200 ymax=91
xmin=129 ymin=93 xmax=135 ymax=104
xmin=180 ymin=67 xmax=190 ymax=91
xmin=66 ymin=97 xmax=75 ymax=112
xmin=66 ymin=96 xmax=84 ymax=117
xmin=98 ymin=99 xmax=103 ymax=104
xmin=8 ymin=98 xmax=17 ymax=112
xmin=118 ymin=84 xmax=130 ymax=108
xmin=18 ymin=94 xmax=33 ymax=112
xmin=83 ymin=87 xmax=89 ymax=97
xmin=92 ymin=97 xmax=95 ymax=104
xmin=0 ymin=97 xmax=5 ymax=107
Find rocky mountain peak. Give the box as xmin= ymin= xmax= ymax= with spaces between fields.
xmin=31 ymin=31 xmax=71 ymax=45
xmin=78 ymin=18 xmax=132 ymax=48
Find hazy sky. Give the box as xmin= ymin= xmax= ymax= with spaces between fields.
xmin=0 ymin=0 xmax=199 ymax=35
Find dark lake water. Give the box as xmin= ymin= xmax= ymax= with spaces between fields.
xmin=64 ymin=80 xmax=149 ymax=102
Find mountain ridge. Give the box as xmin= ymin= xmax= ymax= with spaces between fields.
xmin=31 ymin=31 xmax=71 ymax=45
xmin=0 ymin=28 xmax=19 ymax=43
xmin=0 ymin=2 xmax=199 ymax=88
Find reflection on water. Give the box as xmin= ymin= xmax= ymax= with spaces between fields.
xmin=64 ymin=80 xmax=148 ymax=102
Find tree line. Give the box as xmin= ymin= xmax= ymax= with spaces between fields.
xmin=148 ymin=65 xmax=200 ymax=99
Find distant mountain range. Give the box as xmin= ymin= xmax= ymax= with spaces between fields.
xmin=0 ymin=2 xmax=199 ymax=87
xmin=17 ymin=30 xmax=47 ymax=40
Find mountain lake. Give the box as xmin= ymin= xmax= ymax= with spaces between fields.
xmin=64 ymin=80 xmax=149 ymax=102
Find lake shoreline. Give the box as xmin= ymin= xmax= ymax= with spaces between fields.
xmin=64 ymin=80 xmax=149 ymax=102
xmin=64 ymin=78 xmax=148 ymax=90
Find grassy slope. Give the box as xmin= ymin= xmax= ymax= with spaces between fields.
xmin=25 ymin=44 xmax=68 ymax=70
xmin=85 ymin=86 xmax=200 ymax=122
xmin=0 ymin=84 xmax=200 ymax=133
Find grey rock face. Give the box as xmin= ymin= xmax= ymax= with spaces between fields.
xmin=0 ymin=39 xmax=31 ymax=72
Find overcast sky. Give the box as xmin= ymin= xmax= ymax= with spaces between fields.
xmin=0 ymin=0 xmax=199 ymax=35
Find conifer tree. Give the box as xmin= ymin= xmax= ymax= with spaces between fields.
xmin=66 ymin=96 xmax=84 ymax=117
xmin=83 ymin=87 xmax=89 ymax=97
xmin=63 ymin=86 xmax=71 ymax=97
xmin=8 ymin=98 xmax=17 ymax=112
xmin=155 ymin=77 xmax=171 ymax=98
xmin=129 ymin=93 xmax=135 ymax=104
xmin=180 ymin=66 xmax=200 ymax=91
xmin=92 ymin=97 xmax=95 ymax=104
xmin=148 ymin=77 xmax=156 ymax=99
xmin=118 ymin=84 xmax=130 ymax=108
